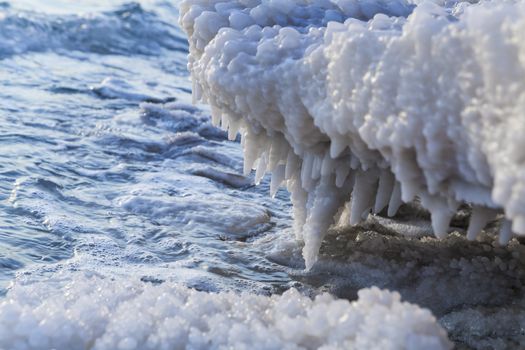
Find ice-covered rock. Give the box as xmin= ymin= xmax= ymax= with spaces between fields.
xmin=0 ymin=273 xmax=451 ymax=350
xmin=180 ymin=0 xmax=525 ymax=268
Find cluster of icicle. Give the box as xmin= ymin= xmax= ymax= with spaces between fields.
xmin=180 ymin=0 xmax=525 ymax=269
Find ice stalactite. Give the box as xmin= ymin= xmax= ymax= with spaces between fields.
xmin=180 ymin=0 xmax=525 ymax=268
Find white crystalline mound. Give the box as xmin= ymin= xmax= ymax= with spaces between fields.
xmin=0 ymin=274 xmax=451 ymax=350
xmin=180 ymin=0 xmax=525 ymax=268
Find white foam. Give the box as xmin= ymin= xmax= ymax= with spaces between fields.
xmin=0 ymin=273 xmax=451 ymax=350
xmin=180 ymin=0 xmax=525 ymax=267
xmin=115 ymin=168 xmax=271 ymax=238
xmin=90 ymin=77 xmax=160 ymax=102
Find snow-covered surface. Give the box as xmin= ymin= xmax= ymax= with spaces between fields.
xmin=180 ymin=0 xmax=525 ymax=268
xmin=0 ymin=273 xmax=451 ymax=350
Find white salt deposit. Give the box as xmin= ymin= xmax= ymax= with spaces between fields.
xmin=0 ymin=273 xmax=451 ymax=350
xmin=180 ymin=0 xmax=525 ymax=268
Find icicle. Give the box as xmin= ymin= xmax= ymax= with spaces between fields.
xmin=401 ymin=180 xmax=418 ymax=203
xmin=268 ymin=137 xmax=287 ymax=172
xmin=421 ymin=195 xmax=458 ymax=239
xmin=431 ymin=210 xmax=453 ymax=239
xmin=220 ymin=113 xmax=230 ymax=131
xmin=301 ymin=153 xmax=314 ymax=189
xmin=243 ymin=138 xmax=258 ymax=176
xmin=302 ymin=175 xmax=348 ymax=270
xmin=466 ymin=206 xmax=497 ymax=240
xmin=270 ymin=164 xmax=286 ymax=197
xmin=350 ymin=154 xmax=360 ymax=170
xmin=268 ymin=141 xmax=280 ymax=173
xmin=335 ymin=163 xmax=350 ymax=188
xmin=287 ymin=176 xmax=308 ymax=240
xmin=240 ymin=130 xmax=246 ymax=148
xmin=243 ymin=131 xmax=267 ymax=176
xmin=312 ymin=155 xmax=322 ymax=181
xmin=227 ymin=118 xmax=241 ymax=140
xmin=387 ymin=182 xmax=402 ymax=217
xmin=255 ymin=138 xmax=267 ymax=161
xmin=499 ymin=219 xmax=513 ymax=245
xmin=374 ymin=170 xmax=395 ymax=214
xmin=321 ymin=151 xmax=334 ymax=177
xmin=285 ymin=150 xmax=300 ymax=180
xmin=330 ymin=138 xmax=346 ymax=158
xmin=255 ymin=154 xmax=268 ymax=185
xmin=211 ymin=105 xmax=221 ymax=126
xmin=350 ymin=170 xmax=378 ymax=225
xmin=192 ymin=81 xmax=202 ymax=103
xmin=243 ymin=157 xmax=257 ymax=176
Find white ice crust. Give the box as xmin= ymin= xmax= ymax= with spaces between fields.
xmin=180 ymin=0 xmax=525 ymax=268
xmin=0 ymin=273 xmax=451 ymax=350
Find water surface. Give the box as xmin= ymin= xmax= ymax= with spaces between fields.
xmin=0 ymin=0 xmax=294 ymax=294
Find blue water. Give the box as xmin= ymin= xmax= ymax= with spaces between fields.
xmin=0 ymin=0 xmax=295 ymax=295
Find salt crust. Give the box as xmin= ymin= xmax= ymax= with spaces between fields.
xmin=0 ymin=273 xmax=451 ymax=350
xmin=180 ymin=0 xmax=525 ymax=268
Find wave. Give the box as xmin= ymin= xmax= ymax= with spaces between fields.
xmin=0 ymin=2 xmax=188 ymax=58
xmin=180 ymin=0 xmax=525 ymax=268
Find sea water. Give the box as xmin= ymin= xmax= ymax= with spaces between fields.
xmin=0 ymin=0 xmax=309 ymax=297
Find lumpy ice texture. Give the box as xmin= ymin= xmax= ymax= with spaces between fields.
xmin=180 ymin=0 xmax=525 ymax=268
xmin=0 ymin=273 xmax=451 ymax=350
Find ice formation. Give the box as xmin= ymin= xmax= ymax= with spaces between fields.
xmin=0 ymin=273 xmax=451 ymax=350
xmin=180 ymin=0 xmax=525 ymax=268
